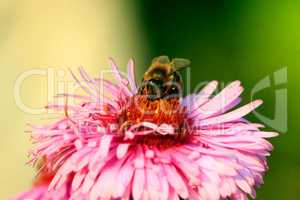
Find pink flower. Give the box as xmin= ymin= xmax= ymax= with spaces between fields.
xmin=14 ymin=58 xmax=277 ymax=200
xmin=11 ymin=185 xmax=71 ymax=200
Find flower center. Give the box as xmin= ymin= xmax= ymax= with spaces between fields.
xmin=118 ymin=95 xmax=188 ymax=146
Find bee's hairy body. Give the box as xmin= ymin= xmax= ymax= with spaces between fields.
xmin=137 ymin=55 xmax=190 ymax=100
xmin=119 ymin=56 xmax=190 ymax=136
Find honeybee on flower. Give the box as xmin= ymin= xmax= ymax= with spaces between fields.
xmin=13 ymin=56 xmax=277 ymax=200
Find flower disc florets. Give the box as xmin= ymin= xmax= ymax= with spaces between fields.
xmin=118 ymin=95 xmax=189 ymax=148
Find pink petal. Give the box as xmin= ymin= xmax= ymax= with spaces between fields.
xmin=90 ymin=135 xmax=112 ymax=166
xmin=189 ymin=80 xmax=218 ymax=112
xmin=199 ymin=100 xmax=263 ymax=126
xmin=132 ymin=168 xmax=145 ymax=200
xmin=193 ymin=81 xmax=243 ymax=119
xmin=127 ymin=58 xmax=138 ymax=93
xmin=164 ymin=165 xmax=189 ymax=199
xmin=116 ymin=143 xmax=130 ymax=159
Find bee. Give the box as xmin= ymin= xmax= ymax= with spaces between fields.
xmin=118 ymin=56 xmax=190 ymax=133
xmin=138 ymin=55 xmax=190 ymax=100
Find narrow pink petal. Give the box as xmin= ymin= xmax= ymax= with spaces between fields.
xmin=190 ymin=80 xmax=218 ymax=112
xmin=113 ymin=155 xmax=135 ymax=197
xmin=146 ymin=164 xmax=161 ymax=200
xmin=202 ymin=182 xmax=220 ymax=200
xmin=164 ymin=165 xmax=189 ymax=199
xmin=134 ymin=146 xmax=145 ymax=169
xmin=219 ymin=180 xmax=232 ymax=198
xmin=72 ymin=169 xmax=87 ymax=191
xmin=108 ymin=57 xmax=123 ymax=83
xmin=171 ymin=153 xmax=200 ymax=184
xmin=132 ymin=168 xmax=145 ymax=200
xmin=235 ymin=177 xmax=252 ymax=194
xmin=116 ymin=143 xmax=130 ymax=159
xmin=199 ymin=100 xmax=263 ymax=126
xmin=167 ymin=187 xmax=180 ymax=200
xmin=158 ymin=165 xmax=170 ymax=200
xmin=90 ymin=160 xmax=123 ymax=199
xmin=68 ymin=68 xmax=94 ymax=96
xmin=78 ymin=67 xmax=99 ymax=94
xmin=49 ymin=172 xmax=62 ymax=190
xmin=127 ymin=58 xmax=138 ymax=93
xmin=193 ymin=81 xmax=243 ymax=119
xmin=197 ymin=156 xmax=237 ymax=176
xmin=90 ymin=135 xmax=112 ymax=166
xmin=81 ymin=175 xmax=96 ymax=193
xmin=108 ymin=58 xmax=132 ymax=96
xmin=254 ymin=131 xmax=279 ymax=138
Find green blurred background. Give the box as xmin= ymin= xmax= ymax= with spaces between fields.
xmin=0 ymin=0 xmax=298 ymax=199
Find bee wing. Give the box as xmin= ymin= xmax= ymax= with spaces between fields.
xmin=172 ymin=58 xmax=191 ymax=70
xmin=152 ymin=55 xmax=170 ymax=64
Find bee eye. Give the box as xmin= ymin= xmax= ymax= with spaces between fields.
xmin=148 ymin=79 xmax=163 ymax=86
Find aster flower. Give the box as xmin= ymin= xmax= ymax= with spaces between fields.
xmin=13 ymin=56 xmax=277 ymax=200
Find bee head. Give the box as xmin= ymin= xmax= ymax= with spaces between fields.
xmin=139 ymin=56 xmax=190 ymax=100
